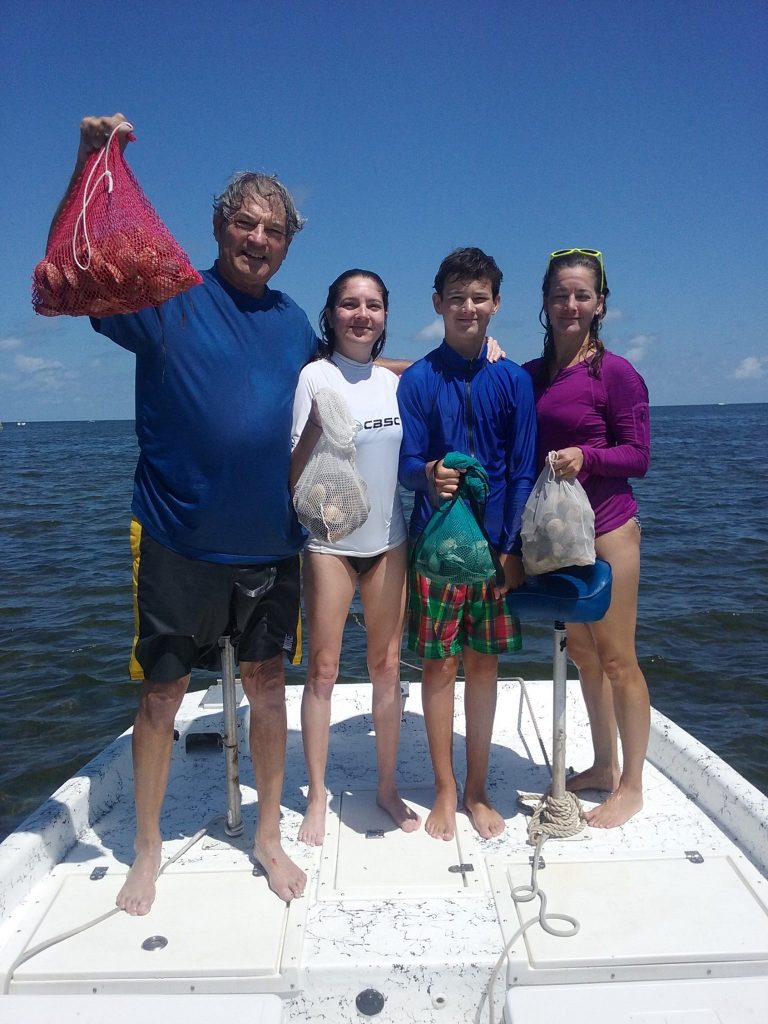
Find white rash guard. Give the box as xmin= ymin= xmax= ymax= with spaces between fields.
xmin=292 ymin=352 xmax=407 ymax=556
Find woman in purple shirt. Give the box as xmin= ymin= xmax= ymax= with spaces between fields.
xmin=523 ymin=249 xmax=651 ymax=828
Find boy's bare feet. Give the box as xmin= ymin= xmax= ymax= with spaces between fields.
xmin=116 ymin=844 xmax=162 ymax=916
xmin=377 ymin=786 xmax=421 ymax=833
xmin=566 ymin=764 xmax=620 ymax=794
xmin=425 ymin=784 xmax=457 ymax=841
xmin=298 ymin=797 xmax=327 ymax=846
xmin=253 ymin=835 xmax=306 ymax=902
xmin=463 ymin=792 xmax=505 ymax=839
xmin=583 ymin=783 xmax=643 ymax=829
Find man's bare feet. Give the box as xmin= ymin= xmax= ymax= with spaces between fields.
xmin=425 ymin=784 xmax=457 ymax=841
xmin=583 ymin=783 xmax=643 ymax=829
xmin=116 ymin=845 xmax=162 ymax=916
xmin=253 ymin=834 xmax=306 ymax=902
xmin=566 ymin=764 xmax=620 ymax=794
xmin=298 ymin=798 xmax=327 ymax=846
xmin=463 ymin=792 xmax=505 ymax=839
xmin=377 ymin=786 xmax=421 ymax=833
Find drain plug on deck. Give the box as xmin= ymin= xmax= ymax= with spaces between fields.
xmin=355 ymin=988 xmax=385 ymax=1016
xmin=141 ymin=935 xmax=168 ymax=951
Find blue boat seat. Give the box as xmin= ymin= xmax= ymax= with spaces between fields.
xmin=506 ymin=559 xmax=612 ymax=624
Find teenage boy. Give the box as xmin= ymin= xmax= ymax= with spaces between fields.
xmin=397 ymin=248 xmax=538 ymax=842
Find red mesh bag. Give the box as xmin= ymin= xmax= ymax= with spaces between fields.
xmin=32 ymin=124 xmax=202 ymax=317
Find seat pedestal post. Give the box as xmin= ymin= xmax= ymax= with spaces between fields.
xmin=551 ymin=620 xmax=568 ymax=801
xmin=219 ymin=635 xmax=244 ymax=837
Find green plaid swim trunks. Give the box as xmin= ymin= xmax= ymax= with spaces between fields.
xmin=407 ymin=565 xmax=523 ymax=659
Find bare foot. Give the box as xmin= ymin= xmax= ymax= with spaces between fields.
xmin=377 ymin=786 xmax=421 ymax=833
xmin=425 ymin=785 xmax=457 ymax=841
xmin=253 ymin=835 xmax=306 ymax=902
xmin=298 ymin=798 xmax=327 ymax=846
xmin=583 ymin=783 xmax=643 ymax=829
xmin=463 ymin=792 xmax=505 ymax=839
xmin=116 ymin=846 xmax=162 ymax=916
xmin=566 ymin=764 xmax=620 ymax=794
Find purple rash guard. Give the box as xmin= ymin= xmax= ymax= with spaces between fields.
xmin=522 ymin=351 xmax=650 ymax=537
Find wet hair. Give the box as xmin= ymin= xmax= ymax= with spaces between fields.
xmin=537 ymin=250 xmax=610 ymax=380
xmin=319 ymin=269 xmax=389 ymax=362
xmin=212 ymin=171 xmax=305 ymax=242
xmin=433 ymin=247 xmax=503 ymax=299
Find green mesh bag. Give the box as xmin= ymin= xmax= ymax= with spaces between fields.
xmin=412 ymin=452 xmax=502 ymax=587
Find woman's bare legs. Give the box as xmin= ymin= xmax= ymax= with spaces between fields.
xmin=298 ymin=553 xmax=355 ymax=845
xmin=566 ymin=519 xmax=650 ymax=827
xmin=359 ymin=542 xmax=420 ymax=832
xmin=299 ymin=545 xmax=416 ymax=845
xmin=564 ymin=625 xmax=620 ymax=794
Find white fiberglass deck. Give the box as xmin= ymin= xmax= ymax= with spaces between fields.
xmin=1 ymin=679 xmax=767 ymax=1023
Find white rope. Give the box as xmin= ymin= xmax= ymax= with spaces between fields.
xmin=475 ymin=836 xmax=580 ymax=1024
xmin=72 ymin=120 xmax=133 ymax=271
xmin=473 ymin=678 xmax=584 ymax=1022
xmin=515 ymin=677 xmax=585 ymax=843
xmin=526 ymin=790 xmax=583 ymax=842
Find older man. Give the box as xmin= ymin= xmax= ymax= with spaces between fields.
xmin=53 ymin=113 xmax=318 ymax=914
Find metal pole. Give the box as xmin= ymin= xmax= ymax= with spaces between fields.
xmin=551 ymin=621 xmax=568 ymax=800
xmin=219 ymin=635 xmax=243 ymax=836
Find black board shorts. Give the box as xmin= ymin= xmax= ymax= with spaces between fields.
xmin=129 ymin=519 xmax=302 ymax=682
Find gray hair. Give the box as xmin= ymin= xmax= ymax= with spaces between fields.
xmin=212 ymin=171 xmax=306 ymax=241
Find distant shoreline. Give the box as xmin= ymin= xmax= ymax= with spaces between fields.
xmin=3 ymin=401 xmax=767 ymax=425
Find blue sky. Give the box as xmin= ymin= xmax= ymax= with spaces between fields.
xmin=2 ymin=0 xmax=766 ymax=420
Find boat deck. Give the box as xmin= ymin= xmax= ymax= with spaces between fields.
xmin=1 ymin=678 xmax=767 ymax=1023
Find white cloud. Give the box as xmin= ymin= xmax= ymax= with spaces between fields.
xmin=13 ymin=353 xmax=78 ymax=393
xmin=15 ymin=355 xmax=64 ymax=373
xmin=603 ymin=308 xmax=623 ymax=322
xmin=623 ymin=333 xmax=652 ymax=364
xmin=415 ymin=318 xmax=444 ymax=341
xmin=732 ymin=356 xmax=767 ymax=380
xmin=0 ymin=336 xmax=22 ymax=350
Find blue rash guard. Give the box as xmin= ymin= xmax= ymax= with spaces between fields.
xmin=92 ymin=262 xmax=318 ymax=563
xmin=397 ymin=339 xmax=538 ymax=555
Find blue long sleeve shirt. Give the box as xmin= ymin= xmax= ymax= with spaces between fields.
xmin=92 ymin=263 xmax=318 ymax=563
xmin=398 ymin=340 xmax=538 ymax=555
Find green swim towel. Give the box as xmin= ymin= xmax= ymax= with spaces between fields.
xmin=412 ymin=452 xmax=501 ymax=587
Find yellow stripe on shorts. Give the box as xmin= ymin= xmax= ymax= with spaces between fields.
xmin=129 ymin=518 xmax=145 ymax=681
xmin=292 ymin=553 xmax=303 ymax=665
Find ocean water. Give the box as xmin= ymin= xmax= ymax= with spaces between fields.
xmin=1 ymin=404 xmax=766 ymax=841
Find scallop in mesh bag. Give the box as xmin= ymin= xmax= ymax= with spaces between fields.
xmin=32 ymin=122 xmax=201 ymax=318
xmin=293 ymin=388 xmax=371 ymax=543
xmin=520 ymin=452 xmax=595 ymax=575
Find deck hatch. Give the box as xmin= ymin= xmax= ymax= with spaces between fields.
xmin=9 ymin=866 xmax=306 ymax=995
xmin=317 ymin=787 xmax=485 ymax=900
xmin=488 ymin=852 xmax=768 ymax=984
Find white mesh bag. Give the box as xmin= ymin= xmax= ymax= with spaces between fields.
xmin=293 ymin=388 xmax=371 ymax=543
xmin=521 ymin=451 xmax=595 ymax=575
